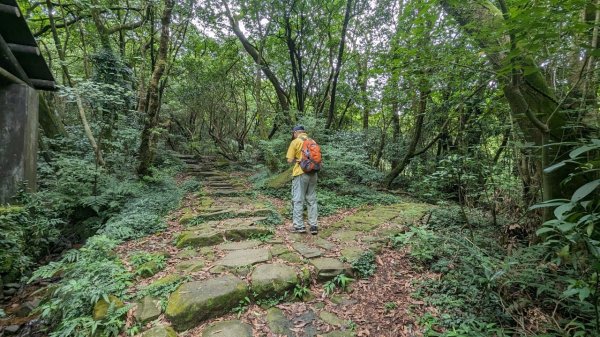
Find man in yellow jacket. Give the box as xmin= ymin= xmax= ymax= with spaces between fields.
xmin=286 ymin=125 xmax=318 ymax=234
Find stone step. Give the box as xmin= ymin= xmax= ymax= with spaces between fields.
xmin=165 ymin=275 xmax=248 ymax=331
xmin=202 ymin=320 xmax=252 ymax=337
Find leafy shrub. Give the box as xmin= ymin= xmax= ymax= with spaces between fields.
xmin=352 ymin=251 xmax=377 ymax=278
xmin=30 ymin=236 xmax=133 ymax=337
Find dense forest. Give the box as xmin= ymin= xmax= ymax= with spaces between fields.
xmin=0 ymin=0 xmax=599 ymax=336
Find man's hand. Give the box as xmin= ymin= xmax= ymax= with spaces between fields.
xmin=287 ymin=158 xmax=296 ymax=164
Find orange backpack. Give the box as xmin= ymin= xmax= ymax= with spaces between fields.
xmin=299 ymin=136 xmax=322 ymax=173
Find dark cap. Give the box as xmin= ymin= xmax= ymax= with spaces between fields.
xmin=292 ymin=125 xmax=305 ymax=132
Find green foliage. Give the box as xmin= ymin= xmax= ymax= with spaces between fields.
xmin=293 ymin=283 xmax=310 ymax=299
xmin=323 ymin=274 xmax=354 ymax=296
xmin=129 ymin=252 xmax=167 ymax=277
xmin=352 ymin=251 xmax=376 ymax=278
xmin=30 ymin=236 xmax=133 ymax=337
xmin=232 ymin=296 xmax=252 ymax=317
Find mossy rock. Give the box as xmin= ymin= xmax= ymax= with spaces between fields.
xmin=175 ymin=230 xmax=223 ymax=248
xmin=137 ymin=261 xmax=162 ymax=278
xmin=270 ymin=244 xmax=290 ymax=256
xmin=201 ymin=320 xmax=252 ymax=337
xmin=250 ymin=263 xmax=298 ymax=298
xmin=142 ymin=325 xmax=177 ymax=337
xmin=165 ymin=275 xmax=248 ymax=331
xmin=135 ymin=296 xmax=161 ymax=324
xmin=224 ymin=225 xmax=271 ymax=241
xmin=319 ymin=311 xmax=347 ymax=327
xmin=147 ymin=275 xmax=182 ymax=289
xmin=279 ymin=252 xmax=303 ymax=264
xmin=174 ymin=259 xmax=204 ymax=273
xmin=93 ymin=295 xmax=125 ymax=320
xmin=266 ymin=308 xmax=294 ymax=336
xmin=265 ymin=167 xmax=293 ymax=189
xmin=340 ymin=247 xmax=363 ymax=263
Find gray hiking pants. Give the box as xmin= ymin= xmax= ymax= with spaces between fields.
xmin=292 ymin=173 xmax=318 ymax=229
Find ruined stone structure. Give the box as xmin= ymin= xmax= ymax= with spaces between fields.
xmin=0 ymin=0 xmax=55 ymax=203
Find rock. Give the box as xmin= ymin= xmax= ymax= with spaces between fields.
xmin=215 ymin=248 xmax=271 ymax=269
xmin=174 ymin=259 xmax=205 ymax=273
xmin=138 ymin=261 xmax=161 ymax=278
xmin=165 ymin=275 xmax=248 ymax=331
xmin=201 ymin=320 xmax=252 ymax=337
xmin=142 ymin=325 xmax=177 ymax=337
xmin=199 ymin=247 xmax=215 ymax=260
xmin=147 ymin=275 xmax=182 ymax=289
xmin=279 ymin=252 xmax=303 ymax=263
xmin=340 ymin=247 xmax=363 ymax=263
xmin=331 ymin=294 xmax=357 ymax=306
xmin=176 ymin=248 xmax=197 ymax=259
xmin=270 ymin=244 xmax=289 ymax=256
xmin=250 ymin=264 xmax=298 ymax=297
xmin=93 ymin=295 xmax=125 ymax=320
xmin=314 ymin=238 xmax=335 ymax=250
xmin=292 ymin=243 xmax=322 ymax=258
xmin=266 ymin=308 xmax=294 ymax=336
xmin=319 ymin=311 xmax=347 ymax=327
xmin=218 ymin=240 xmax=262 ymax=251
xmin=295 ymin=310 xmax=318 ymax=336
xmin=135 ymin=296 xmax=162 ymax=324
xmin=175 ymin=230 xmax=223 ymax=249
xmin=310 ymin=258 xmax=349 ymax=281
xmin=331 ymin=231 xmax=361 ymax=242
xmin=224 ymin=225 xmax=271 ymax=241
xmin=3 ymin=325 xmax=20 ymax=335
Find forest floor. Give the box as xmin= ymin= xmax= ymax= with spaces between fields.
xmin=1 ymin=156 xmax=438 ymax=337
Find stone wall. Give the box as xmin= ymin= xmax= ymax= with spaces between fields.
xmin=0 ymin=84 xmax=39 ymax=204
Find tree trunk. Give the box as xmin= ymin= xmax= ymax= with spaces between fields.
xmin=440 ymin=0 xmax=583 ymax=207
xmin=384 ymin=84 xmax=429 ymax=188
xmin=137 ymin=0 xmax=174 ymax=176
xmin=325 ymin=0 xmax=353 ymax=129
xmin=222 ymin=1 xmax=291 ymax=126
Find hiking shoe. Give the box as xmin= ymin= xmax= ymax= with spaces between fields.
xmin=310 ymin=226 xmax=318 ymax=235
xmin=291 ymin=227 xmax=306 ymax=233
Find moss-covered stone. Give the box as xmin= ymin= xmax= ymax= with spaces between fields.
xmin=218 ymin=240 xmax=262 ymax=251
xmin=137 ymin=261 xmax=161 ymax=278
xmin=265 ymin=167 xmax=293 ymax=189
xmin=266 ymin=308 xmax=294 ymax=336
xmin=292 ymin=243 xmax=322 ymax=258
xmin=310 ymin=258 xmax=350 ymax=281
xmin=319 ymin=311 xmax=347 ymax=327
xmin=340 ymin=247 xmax=363 ymax=263
xmin=250 ymin=263 xmax=298 ymax=297
xmin=214 ymin=248 xmax=271 ymax=269
xmin=201 ymin=320 xmax=252 ymax=337
xmin=224 ymin=225 xmax=271 ymax=241
xmin=174 ymin=259 xmax=204 ymax=273
xmin=165 ymin=275 xmax=248 ymax=331
xmin=270 ymin=244 xmax=290 ymax=256
xmin=92 ymin=295 xmax=125 ymax=320
xmin=135 ymin=296 xmax=161 ymax=324
xmin=175 ymin=230 xmax=223 ymax=249
xmin=142 ymin=325 xmax=177 ymax=337
xmin=279 ymin=252 xmax=303 ymax=264
xmin=176 ymin=248 xmax=197 ymax=259
xmin=149 ymin=275 xmax=182 ymax=288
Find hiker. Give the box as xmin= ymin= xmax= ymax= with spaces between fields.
xmin=286 ymin=125 xmax=321 ymax=234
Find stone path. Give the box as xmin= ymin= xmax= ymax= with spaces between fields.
xmin=122 ymin=154 xmax=432 ymax=336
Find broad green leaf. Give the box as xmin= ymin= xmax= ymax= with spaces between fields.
xmin=569 ymin=144 xmax=599 ymax=158
xmin=543 ymin=161 xmax=566 ymax=173
xmin=536 ymin=227 xmax=555 ymax=235
xmin=557 ymin=222 xmax=576 ymax=232
xmin=554 ymin=203 xmax=574 ymax=220
xmin=586 ymin=223 xmax=594 ymax=236
xmin=571 ymin=179 xmax=600 ymax=203
xmin=529 ymin=199 xmax=569 ymax=210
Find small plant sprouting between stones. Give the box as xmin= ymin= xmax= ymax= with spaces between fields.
xmin=323 ymin=274 xmax=354 ymax=296
xmin=293 ymin=283 xmax=310 ymax=299
xmin=352 ymin=250 xmax=376 ymax=278
xmin=384 ymin=302 xmax=397 ymax=312
xmin=232 ymin=296 xmax=252 ymax=317
xmin=129 ymin=251 xmax=167 ymax=277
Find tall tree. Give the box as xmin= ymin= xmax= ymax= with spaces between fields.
xmin=137 ymin=0 xmax=175 ymax=175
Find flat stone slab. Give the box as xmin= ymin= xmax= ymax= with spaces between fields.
xmin=340 ymin=247 xmax=363 ymax=263
xmin=314 ymin=238 xmax=335 ymax=250
xmin=135 ymin=296 xmax=161 ymax=324
xmin=331 ymin=230 xmax=361 ymax=242
xmin=165 ymin=275 xmax=248 ymax=331
xmin=251 ymin=263 xmax=298 ymax=297
xmin=319 ymin=311 xmax=347 ymax=327
xmin=224 ymin=225 xmax=271 ymax=241
xmin=292 ymin=243 xmax=322 ymax=258
xmin=218 ymin=240 xmax=262 ymax=250
xmin=270 ymin=244 xmax=289 ymax=256
xmin=176 ymin=230 xmax=223 ymax=248
xmin=215 ymin=248 xmax=271 ymax=268
xmin=310 ymin=258 xmax=349 ymax=281
xmin=174 ymin=259 xmax=205 ymax=273
xmin=202 ymin=320 xmax=252 ymax=337
xmin=142 ymin=326 xmax=177 ymax=337
xmin=266 ymin=308 xmax=294 ymax=337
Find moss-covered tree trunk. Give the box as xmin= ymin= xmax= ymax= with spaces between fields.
xmin=137 ymin=0 xmax=174 ymax=176
xmin=440 ymin=0 xmax=579 ymax=206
